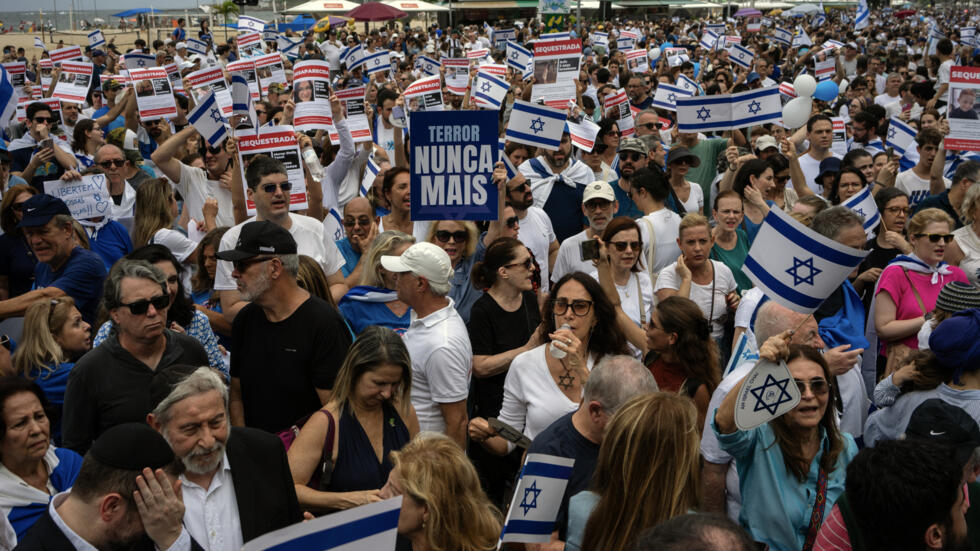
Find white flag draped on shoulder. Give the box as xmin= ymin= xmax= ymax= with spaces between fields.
xmin=506 ymin=41 xmax=533 ymax=73
xmin=855 ymin=0 xmax=870 ymax=30
xmin=187 ymin=91 xmax=229 ymax=147
xmin=652 ymin=82 xmax=692 ymax=112
xmin=472 ymin=71 xmax=510 ymax=109
xmin=87 ymin=30 xmax=106 ymax=49
xmin=885 ymin=116 xmax=917 ymax=156
xmin=742 ymin=208 xmax=870 ymax=314
xmin=729 ymin=44 xmax=754 ymax=70
xmin=242 ymin=497 xmax=402 ymax=551
xmin=238 ymin=15 xmax=266 ymax=33
xmin=505 ymin=99 xmax=567 ymax=151
xmin=842 ymin=184 xmax=880 ymax=235
xmin=499 ymin=454 xmax=575 ymax=544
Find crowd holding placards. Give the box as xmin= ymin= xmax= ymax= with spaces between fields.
xmin=0 ymin=4 xmax=979 ymax=549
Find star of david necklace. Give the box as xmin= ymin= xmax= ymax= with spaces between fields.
xmin=557 ymin=360 xmax=575 ymax=390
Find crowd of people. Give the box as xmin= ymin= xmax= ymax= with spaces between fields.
xmin=0 ymin=3 xmax=977 ymax=550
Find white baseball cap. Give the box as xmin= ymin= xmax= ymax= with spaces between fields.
xmin=380 ymin=242 xmax=452 ymax=287
xmin=582 ymin=180 xmax=616 ymax=203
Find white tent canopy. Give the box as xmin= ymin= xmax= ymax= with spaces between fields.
xmin=383 ymin=0 xmax=450 ymax=11
xmin=283 ymin=0 xmax=360 ymax=13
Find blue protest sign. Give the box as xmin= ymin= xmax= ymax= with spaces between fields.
xmin=410 ymin=110 xmax=498 ymax=221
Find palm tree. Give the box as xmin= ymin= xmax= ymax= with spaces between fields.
xmin=212 ymin=0 xmax=239 ymax=41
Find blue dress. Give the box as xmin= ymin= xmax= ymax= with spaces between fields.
xmin=320 ymin=402 xmax=409 ymax=493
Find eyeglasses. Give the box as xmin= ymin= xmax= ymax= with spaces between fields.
xmin=636 ymin=122 xmax=658 ymax=131
xmin=99 ymin=159 xmax=126 ymax=168
xmin=506 ymin=257 xmax=533 ymax=270
xmin=551 ymin=298 xmax=593 ymax=317
xmin=233 ymin=256 xmax=274 ymax=272
xmin=884 ymin=206 xmax=910 ymax=215
xmin=505 ymin=216 xmax=519 ymax=228
xmin=10 ymin=201 xmax=27 ymax=212
xmin=119 ymin=294 xmax=170 ymax=315
xmin=609 ymin=240 xmax=640 ymax=252
xmin=914 ymin=233 xmax=954 ymax=243
xmin=343 ymin=217 xmax=372 ymax=228
xmin=584 ymin=199 xmax=612 ymax=211
xmin=795 ymin=378 xmax=830 ymax=396
xmin=435 ymin=230 xmax=468 ymax=243
xmin=92 ymin=91 xmax=102 ymax=98
xmin=508 ymin=181 xmax=530 ymax=193
xmin=32 ymin=117 xmax=54 ymax=124
xmin=619 ymin=152 xmax=644 ymax=162
xmin=261 ymin=181 xmax=292 ymax=193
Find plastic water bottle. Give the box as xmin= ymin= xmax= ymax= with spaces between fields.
xmin=550 ymin=323 xmax=571 ymax=359
xmin=302 ymin=144 xmax=324 ymax=183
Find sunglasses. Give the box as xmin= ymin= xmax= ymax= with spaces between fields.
xmin=99 ymin=159 xmax=126 ymax=168
xmin=508 ymin=181 xmax=530 ymax=193
xmin=794 ymin=378 xmax=830 ymax=396
xmin=609 ymin=240 xmax=640 ymax=252
xmin=33 ymin=117 xmax=54 ymax=124
xmin=233 ymin=256 xmax=274 ymax=272
xmin=506 ymin=257 xmax=533 ymax=270
xmin=914 ymin=233 xmax=954 ymax=243
xmin=120 ymin=294 xmax=170 ymax=315
xmin=435 ymin=230 xmax=468 ymax=243
xmin=636 ymin=122 xmax=658 ymax=131
xmin=343 ymin=217 xmax=372 ymax=228
xmin=260 ymin=181 xmax=292 ymax=193
xmin=255 ymin=109 xmax=266 ymax=116
xmin=505 ymin=216 xmax=519 ymax=228
xmin=619 ymin=152 xmax=644 ymax=162
xmin=551 ymin=298 xmax=593 ymax=317
xmin=206 ymin=145 xmax=225 ymax=155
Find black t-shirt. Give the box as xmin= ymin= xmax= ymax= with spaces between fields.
xmin=526 ymin=412 xmax=599 ymax=541
xmin=466 ymin=290 xmax=541 ymax=418
xmin=858 ymin=236 xmax=901 ymax=308
xmin=231 ymin=296 xmax=351 ymax=433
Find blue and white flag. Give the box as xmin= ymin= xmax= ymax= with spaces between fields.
xmin=361 ymin=50 xmax=390 ymax=75
xmin=731 ymin=88 xmax=781 ymax=127
xmin=812 ymin=14 xmax=827 ymax=28
xmin=87 ymin=30 xmax=106 ymax=49
xmin=34 ymin=37 xmax=46 ymax=51
xmin=472 ymin=71 xmax=510 ymax=109
xmin=945 ymin=151 xmax=980 ymax=180
xmin=361 ymin=154 xmax=382 ymax=197
xmin=652 ymin=82 xmax=692 ymax=112
xmin=962 ymin=27 xmax=977 ymax=47
xmin=416 ymin=55 xmax=440 ymax=76
xmin=705 ymin=23 xmax=725 ymax=35
xmin=484 ymin=21 xmax=494 ymax=42
xmin=793 ymin=29 xmax=813 ymax=48
xmin=885 ymin=116 xmax=917 ymax=156
xmin=278 ymin=35 xmax=304 ymax=59
xmin=242 ymin=497 xmax=402 ymax=551
xmin=186 ymin=38 xmax=208 ymax=55
xmin=677 ymin=89 xmax=779 ymax=132
xmin=237 ymin=15 xmax=266 ymax=34
xmin=675 ymin=74 xmax=699 ymax=95
xmin=0 ymin=65 xmax=16 ymax=131
xmin=499 ymin=454 xmax=575 ymax=544
xmin=854 ymin=0 xmax=870 ymax=30
xmin=230 ymin=73 xmax=251 ymax=117
xmin=724 ymin=332 xmax=759 ymax=377
xmin=187 ymin=91 xmax=229 ymax=147
xmin=539 ymin=31 xmax=570 ymax=41
xmin=506 ymin=41 xmax=533 ymax=73
xmin=123 ymin=53 xmax=155 ymax=70
xmin=700 ymin=30 xmax=719 ymax=51
xmin=742 ymin=208 xmax=870 ymax=314
xmin=842 ymin=184 xmax=880 ymax=235
xmin=616 ymin=36 xmax=634 ymax=50
xmin=500 ymin=138 xmax=518 ymax=180
xmin=494 ymin=28 xmax=516 ymax=49
xmin=592 ymin=32 xmax=609 ymax=48
xmin=505 ymin=99 xmax=567 ymax=151
xmin=771 ymin=28 xmax=793 ymax=47
xmin=729 ymin=44 xmax=754 ymax=70
xmin=341 ymin=44 xmax=363 ymax=70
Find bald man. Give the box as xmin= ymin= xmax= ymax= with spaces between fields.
xmin=335 ymin=196 xmax=379 ymax=286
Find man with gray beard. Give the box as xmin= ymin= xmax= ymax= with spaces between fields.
xmin=147 ymin=365 xmax=302 ymax=550
xmin=219 ymin=221 xmax=351 ymax=433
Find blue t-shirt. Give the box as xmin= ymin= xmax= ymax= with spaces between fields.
xmin=338 ymin=286 xmax=411 ymax=336
xmin=5 ymin=446 xmax=81 ymax=538
xmin=172 ymin=26 xmax=186 ymax=42
xmin=336 ymin=238 xmax=361 ymax=277
xmin=92 ymin=106 xmax=125 ymax=134
xmin=88 ymin=220 xmax=133 ymax=271
xmin=35 ymin=247 xmax=107 ymax=325
xmin=612 ymin=179 xmax=643 ymax=219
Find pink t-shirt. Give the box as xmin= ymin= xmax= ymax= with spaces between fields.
xmin=875 ymin=264 xmax=969 ymax=349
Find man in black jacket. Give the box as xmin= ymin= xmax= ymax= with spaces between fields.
xmin=147 ymin=365 xmax=303 ymax=547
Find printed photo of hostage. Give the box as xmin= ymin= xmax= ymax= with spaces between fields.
xmin=293 ymin=80 xmax=315 ymax=103
xmin=949 ymin=88 xmax=979 ymax=120
xmin=134 ymin=79 xmax=154 ymax=97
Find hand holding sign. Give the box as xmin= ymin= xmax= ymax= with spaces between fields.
xmin=733 ymin=330 xmax=803 ymax=431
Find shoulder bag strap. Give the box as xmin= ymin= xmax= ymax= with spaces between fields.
xmin=901 ymin=268 xmax=928 ymax=315
xmin=642 ymin=217 xmax=658 ymax=286
xmin=802 ymin=465 xmax=830 ymax=551
xmin=634 ymin=272 xmax=645 ymax=325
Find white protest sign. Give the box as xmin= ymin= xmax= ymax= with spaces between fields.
xmin=128 ymin=66 xmax=177 ymax=120
xmin=51 ymin=61 xmax=94 ymax=104
xmin=44 ymin=174 xmax=113 ymax=220
xmin=236 ymin=126 xmax=309 ymax=216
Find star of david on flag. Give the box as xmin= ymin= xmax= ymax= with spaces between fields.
xmin=885 ymin=115 xmax=917 ymax=157
xmin=506 ymin=41 xmax=533 ymax=75
xmin=237 ymin=15 xmax=266 ymax=34
xmin=750 ymin=374 xmax=794 ymax=415
xmin=499 ymin=454 xmax=575 ymax=544
xmin=87 ymin=30 xmax=106 ymax=49
xmin=505 ymin=99 xmax=567 ymax=151
xmin=187 ymin=91 xmax=229 ymax=147
xmin=415 ymin=55 xmax=440 ymax=76
xmin=729 ymin=44 xmax=754 ymax=70
xmin=771 ymin=27 xmax=793 ymax=47
xmin=652 ymin=82 xmax=692 ymax=112
xmin=472 ymin=71 xmax=510 ymax=110
xmin=742 ymin=207 xmax=869 ymax=314
xmin=186 ymin=38 xmax=208 ymax=56
xmin=700 ymin=30 xmax=719 ymax=51
xmin=341 ymin=44 xmax=364 ymax=70
xmin=123 ymin=53 xmax=155 ymax=71
xmin=675 ymin=74 xmax=699 ymax=95
xmin=855 ymin=0 xmax=870 ymax=30
xmin=677 ymin=88 xmax=780 ymax=132
xmin=842 ymin=183 xmax=881 ymax=235
xmin=361 ymin=50 xmax=391 ymax=75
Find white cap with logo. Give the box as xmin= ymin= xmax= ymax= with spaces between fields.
xmin=380 ymin=242 xmax=453 ymax=287
xmin=582 ymin=180 xmax=616 ymax=203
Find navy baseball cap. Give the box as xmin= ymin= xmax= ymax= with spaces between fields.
xmin=18 ymin=194 xmax=71 ymax=228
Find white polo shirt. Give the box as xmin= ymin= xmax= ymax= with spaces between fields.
xmin=181 ymin=453 xmax=243 ymax=551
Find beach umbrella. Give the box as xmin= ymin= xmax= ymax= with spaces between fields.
xmin=346 ymin=2 xmax=407 ymax=21
xmin=734 ymin=7 xmax=762 ymax=17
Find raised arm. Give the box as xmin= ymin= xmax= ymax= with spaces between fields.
xmin=151 ymin=125 xmax=198 ymax=183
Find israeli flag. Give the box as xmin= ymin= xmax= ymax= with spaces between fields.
xmin=499 ymin=454 xmax=575 ymax=544
xmin=238 ymin=15 xmax=266 ymax=34
xmin=855 ymin=0 xmax=870 ymax=30
xmin=592 ymin=32 xmax=609 ymax=47
xmin=963 ymin=27 xmax=976 ymax=47
xmin=700 ymin=30 xmax=719 ymax=51
xmin=416 ymin=55 xmax=440 ymax=76
xmin=675 ymin=74 xmax=698 ymax=95
xmin=507 ymin=41 xmax=532 ymax=73
xmin=842 ymin=184 xmax=880 ymax=235
xmin=87 ymin=30 xmax=106 ymax=49
xmin=278 ymin=35 xmax=304 ymax=59
xmin=725 ymin=333 xmax=759 ymax=377
xmin=360 ymin=155 xmax=382 ymax=197
xmin=34 ymin=37 xmax=46 ymax=51
xmin=729 ymin=44 xmax=753 ymax=70
xmin=652 ymin=83 xmax=692 ymax=112
xmin=242 ymin=497 xmax=402 ymax=551
xmin=731 ymin=88 xmax=781 ymax=127
xmin=484 ymin=21 xmax=494 ymax=43
xmin=341 ymin=44 xmax=363 ymax=70
xmin=885 ymin=116 xmax=917 ymax=156
xmin=362 ymin=50 xmax=390 ymax=75
xmin=677 ymin=96 xmax=732 ymax=132
xmin=771 ymin=28 xmax=793 ymax=47
xmin=812 ymin=14 xmax=826 ymax=28
xmin=705 ymin=23 xmax=725 ymax=35
xmin=230 ymin=74 xmax=250 ymax=116
xmin=187 ymin=91 xmax=229 ymax=147
xmin=742 ymin=208 xmax=870 ymax=314
xmin=505 ymin=99 xmax=567 ymax=151
xmin=473 ymin=71 xmax=510 ymax=109
xmin=186 ymin=38 xmax=208 ymax=55
xmin=539 ymin=31 xmax=570 ymax=41
xmin=793 ymin=30 xmax=813 ymax=48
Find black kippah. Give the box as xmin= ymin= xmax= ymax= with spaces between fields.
xmin=89 ymin=423 xmax=174 ymax=471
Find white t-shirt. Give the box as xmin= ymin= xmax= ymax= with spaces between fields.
xmin=617 ymin=271 xmax=655 ymax=359
xmin=654 ymin=260 xmax=738 ymax=341
xmin=674 ymin=181 xmax=704 ymax=214
xmin=406 ymin=300 xmax=472 ymax=434
xmin=214 ymin=213 xmax=345 ymax=291
xmin=937 ymin=59 xmax=953 ymax=91
xmin=895 ymin=168 xmax=951 ymax=209
xmin=636 ymin=209 xmax=681 ymax=278
xmin=797 ymin=152 xmax=840 ymax=196
xmin=551 ymin=230 xmax=595 ymax=284
xmin=151 ymin=227 xmax=197 ymax=293
xmin=732 ymin=287 xmax=765 ymax=353
xmin=874 ymin=92 xmax=900 ymax=107
xmin=700 ymin=360 xmax=753 ymax=523
xmin=516 ymin=206 xmax=556 ymax=293
xmin=176 ymin=161 xmax=236 ymax=228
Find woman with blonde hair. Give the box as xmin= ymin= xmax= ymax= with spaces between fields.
xmin=381 ymin=433 xmax=501 ymax=551
xmin=338 ymin=230 xmax=415 ymax=335
xmin=567 ymin=392 xmax=700 ymax=551
xmin=132 ymin=178 xmax=217 ymax=262
xmin=426 ymin=218 xmax=484 ymax=324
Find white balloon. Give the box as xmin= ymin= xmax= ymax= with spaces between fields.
xmin=793 ymin=74 xmax=817 ymax=98
xmin=782 ymin=96 xmax=814 ymax=129
xmin=838 ymin=79 xmax=850 ymax=95
xmin=648 ymin=47 xmax=661 ymax=60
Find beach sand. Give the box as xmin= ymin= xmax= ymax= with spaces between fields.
xmin=0 ymin=28 xmax=241 ymax=56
